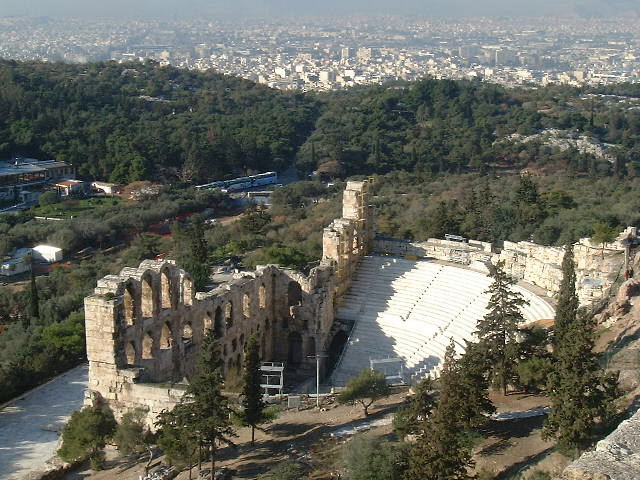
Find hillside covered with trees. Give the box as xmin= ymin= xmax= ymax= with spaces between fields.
xmin=2 ymin=59 xmax=640 ymax=183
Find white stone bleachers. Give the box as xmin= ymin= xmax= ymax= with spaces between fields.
xmin=331 ymin=256 xmax=555 ymax=386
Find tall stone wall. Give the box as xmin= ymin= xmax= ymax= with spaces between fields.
xmin=500 ymin=231 xmax=633 ymax=305
xmin=373 ymin=228 xmax=636 ymax=306
xmin=322 ymin=180 xmax=374 ymax=298
xmin=85 ymin=180 xmax=374 ymax=426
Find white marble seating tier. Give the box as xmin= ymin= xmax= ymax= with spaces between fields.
xmin=331 ymin=256 xmax=555 ymax=386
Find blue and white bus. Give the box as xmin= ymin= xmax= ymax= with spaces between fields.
xmin=195 ymin=171 xmax=278 ymax=193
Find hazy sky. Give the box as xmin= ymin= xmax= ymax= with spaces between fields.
xmin=0 ymin=0 xmax=638 ymax=20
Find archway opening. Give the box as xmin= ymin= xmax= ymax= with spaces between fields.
xmin=287 ymin=332 xmax=303 ymax=366
xmin=125 ymin=341 xmax=136 ymax=366
xmin=214 ymin=306 xmax=224 ymax=339
xmin=327 ymin=330 xmax=349 ymax=374
xmin=141 ymin=274 xmax=154 ymax=318
xmin=307 ymin=336 xmax=316 ymax=358
xmin=225 ymin=302 xmax=233 ymax=328
xmin=124 ymin=284 xmax=136 ymax=326
xmin=183 ymin=322 xmax=193 ymax=346
xmin=242 ymin=293 xmax=251 ymax=318
xmin=142 ymin=333 xmax=153 ymax=360
xmin=161 ymin=322 xmax=173 ymax=350
xmin=161 ymin=269 xmax=172 ymax=309
xmin=287 ymin=281 xmax=302 ymax=307
xmin=259 ymin=285 xmax=266 ymax=309
xmin=204 ymin=311 xmax=212 ymax=331
xmin=182 ymin=278 xmax=193 ymax=306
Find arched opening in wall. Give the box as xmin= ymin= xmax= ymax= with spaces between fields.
xmin=259 ymin=285 xmax=266 ymax=309
xmin=223 ymin=344 xmax=228 ymax=356
xmin=214 ymin=307 xmax=224 ymax=339
xmin=307 ymin=337 xmax=316 ymax=358
xmin=287 ymin=332 xmax=303 ymax=366
xmin=260 ymin=334 xmax=266 ymax=357
xmin=242 ymin=293 xmax=251 ymax=318
xmin=141 ymin=274 xmax=154 ymax=318
xmin=183 ymin=322 xmax=193 ymax=346
xmin=204 ymin=311 xmax=212 ymax=331
xmin=225 ymin=303 xmax=233 ymax=328
xmin=142 ymin=333 xmax=154 ymax=359
xmin=161 ymin=269 xmax=172 ymax=309
xmin=227 ymin=358 xmax=233 ymax=375
xmin=182 ymin=278 xmax=193 ymax=306
xmin=232 ymin=338 xmax=238 ymax=352
xmin=326 ymin=330 xmax=349 ymax=374
xmin=236 ymin=354 xmax=242 ymax=374
xmin=287 ymin=281 xmax=302 ymax=307
xmin=161 ymin=322 xmax=173 ymax=350
xmin=240 ymin=334 xmax=245 ymax=349
xmin=265 ymin=318 xmax=271 ymax=331
xmin=282 ymin=318 xmax=288 ymax=329
xmin=124 ymin=284 xmax=136 ymax=326
xmin=125 ymin=341 xmax=136 ymax=366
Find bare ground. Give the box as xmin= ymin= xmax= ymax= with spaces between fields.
xmin=64 ymin=389 xmax=573 ymax=480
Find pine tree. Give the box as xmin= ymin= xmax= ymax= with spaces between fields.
xmin=185 ymin=331 xmax=236 ymax=474
xmin=475 ymin=261 xmax=527 ymax=395
xmin=543 ymin=246 xmax=619 ymax=456
xmin=337 ymin=368 xmax=390 ymax=417
xmin=156 ymin=404 xmax=199 ymax=479
xmin=236 ymin=334 xmax=274 ymax=445
xmin=405 ymin=340 xmax=474 ymax=480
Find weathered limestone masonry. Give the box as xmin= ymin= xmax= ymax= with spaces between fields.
xmin=374 ymin=227 xmax=637 ymax=306
xmin=322 ymin=180 xmax=374 ymax=298
xmin=561 ymin=407 xmax=640 ymax=480
xmin=84 ymin=181 xmax=373 ymax=425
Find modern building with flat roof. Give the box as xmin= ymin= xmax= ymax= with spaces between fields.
xmin=0 ymin=158 xmax=75 ymax=201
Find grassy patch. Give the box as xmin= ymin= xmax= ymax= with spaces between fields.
xmin=31 ymin=197 xmax=121 ymax=218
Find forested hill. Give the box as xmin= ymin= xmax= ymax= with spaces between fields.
xmin=1 ymin=59 xmax=640 ymax=182
xmin=0 ymin=60 xmax=319 ymax=183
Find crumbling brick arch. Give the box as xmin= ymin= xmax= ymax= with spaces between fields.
xmin=259 ymin=284 xmax=266 ymax=309
xmin=214 ymin=306 xmax=224 ymax=339
xmin=225 ymin=302 xmax=233 ymax=328
xmin=142 ymin=332 xmax=154 ymax=359
xmin=125 ymin=341 xmax=136 ymax=366
xmin=123 ymin=282 xmax=137 ymax=326
xmin=182 ymin=276 xmax=193 ymax=306
xmin=141 ymin=272 xmax=155 ymax=318
xmin=161 ymin=267 xmax=173 ymax=310
xmin=160 ymin=322 xmax=173 ymax=350
xmin=288 ymin=281 xmax=302 ymax=307
xmin=242 ymin=293 xmax=251 ymax=318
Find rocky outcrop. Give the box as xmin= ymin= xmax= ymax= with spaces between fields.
xmin=562 ymin=409 xmax=640 ymax=480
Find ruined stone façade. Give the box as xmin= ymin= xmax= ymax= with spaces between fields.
xmin=84 ymin=181 xmax=373 ymax=426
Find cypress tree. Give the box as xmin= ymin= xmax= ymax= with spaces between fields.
xmin=405 ymin=340 xmax=474 ymax=480
xmin=237 ymin=334 xmax=273 ymax=445
xmin=28 ymin=265 xmax=39 ymax=323
xmin=393 ymin=375 xmax=435 ymax=439
xmin=456 ymin=342 xmax=495 ymax=427
xmin=475 ymin=261 xmax=527 ymax=395
xmin=553 ymin=244 xmax=578 ymax=349
xmin=185 ymin=331 xmax=236 ymax=474
xmin=184 ymin=215 xmax=209 ymax=292
xmin=543 ymin=245 xmax=619 ymax=455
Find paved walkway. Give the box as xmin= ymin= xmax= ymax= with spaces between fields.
xmin=0 ymin=365 xmax=89 ymax=480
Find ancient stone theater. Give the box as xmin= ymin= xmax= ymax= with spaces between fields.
xmin=84 ymin=180 xmax=634 ymax=425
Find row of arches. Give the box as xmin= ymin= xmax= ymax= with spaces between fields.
xmin=122 ymin=270 xmax=194 ymax=326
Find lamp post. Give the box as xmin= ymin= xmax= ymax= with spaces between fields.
xmin=307 ymin=352 xmax=328 ymax=408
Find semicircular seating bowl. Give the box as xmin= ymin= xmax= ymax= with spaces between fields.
xmin=331 ymin=255 xmax=555 ymax=386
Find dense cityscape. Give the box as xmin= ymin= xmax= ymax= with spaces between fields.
xmin=1 ymin=15 xmax=639 ymax=90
